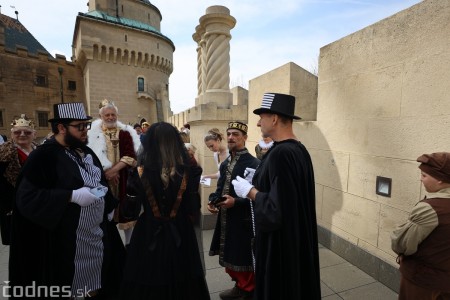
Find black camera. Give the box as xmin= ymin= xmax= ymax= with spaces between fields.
xmin=212 ymin=196 xmax=227 ymax=207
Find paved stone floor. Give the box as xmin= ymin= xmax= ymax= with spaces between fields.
xmin=202 ymin=230 xmax=398 ymax=300
xmin=0 ymin=229 xmax=398 ymax=299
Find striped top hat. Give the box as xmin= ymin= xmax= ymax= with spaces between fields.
xmin=48 ymin=102 xmax=92 ymax=122
xmin=253 ymin=93 xmax=301 ymax=120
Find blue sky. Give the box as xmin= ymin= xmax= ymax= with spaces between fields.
xmin=2 ymin=0 xmax=422 ymax=113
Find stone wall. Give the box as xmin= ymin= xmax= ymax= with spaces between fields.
xmin=245 ymin=1 xmax=450 ymax=290
xmin=0 ymin=49 xmax=85 ymax=139
xmin=303 ymin=0 xmax=450 ymax=267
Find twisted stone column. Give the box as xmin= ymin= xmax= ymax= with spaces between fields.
xmin=193 ymin=25 xmax=205 ymax=105
xmin=196 ymin=5 xmax=236 ymax=108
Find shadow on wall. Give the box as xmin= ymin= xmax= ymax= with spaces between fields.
xmin=300 ymin=120 xmax=402 ymax=292
xmin=296 ymin=121 xmax=343 ymax=254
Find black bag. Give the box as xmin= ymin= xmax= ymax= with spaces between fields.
xmin=119 ymin=167 xmax=142 ymax=221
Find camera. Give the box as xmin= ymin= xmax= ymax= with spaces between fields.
xmin=212 ymin=196 xmax=227 ymax=207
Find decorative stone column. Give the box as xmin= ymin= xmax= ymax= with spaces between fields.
xmin=194 ymin=5 xmax=236 ymax=108
xmin=193 ymin=25 xmax=205 ymax=106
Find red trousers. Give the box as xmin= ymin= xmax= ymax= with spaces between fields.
xmin=225 ymin=268 xmax=255 ymax=292
xmin=399 ymin=276 xmax=450 ymax=300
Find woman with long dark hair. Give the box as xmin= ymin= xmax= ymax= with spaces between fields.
xmin=120 ymin=122 xmax=210 ymax=299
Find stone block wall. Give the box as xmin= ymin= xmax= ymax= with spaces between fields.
xmin=295 ymin=0 xmax=450 ymax=268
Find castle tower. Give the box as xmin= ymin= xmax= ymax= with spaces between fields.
xmin=72 ymin=0 xmax=174 ymax=124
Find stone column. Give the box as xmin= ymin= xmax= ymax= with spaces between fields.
xmin=193 ymin=25 xmax=205 ymax=106
xmin=197 ymin=5 xmax=236 ymax=108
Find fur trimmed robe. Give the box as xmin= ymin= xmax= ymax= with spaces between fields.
xmin=88 ymin=119 xmax=141 ymax=170
xmin=88 ymin=119 xmax=141 ymax=224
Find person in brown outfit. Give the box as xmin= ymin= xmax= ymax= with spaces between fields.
xmin=0 ymin=114 xmax=36 ymax=245
xmin=391 ymin=152 xmax=450 ymax=300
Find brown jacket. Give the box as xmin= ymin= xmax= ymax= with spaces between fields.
xmin=392 ymin=188 xmax=450 ymax=292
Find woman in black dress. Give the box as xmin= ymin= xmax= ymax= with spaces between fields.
xmin=120 ymin=122 xmax=210 ymax=299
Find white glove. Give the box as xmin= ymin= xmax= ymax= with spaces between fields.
xmin=232 ymin=176 xmax=254 ymax=199
xmin=71 ymin=187 xmax=100 ymax=207
xmin=243 ymin=167 xmax=256 ymax=183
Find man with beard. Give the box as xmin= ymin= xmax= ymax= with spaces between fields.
xmin=207 ymin=122 xmax=259 ymax=300
xmin=232 ymin=93 xmax=321 ymax=300
xmin=88 ymin=99 xmax=140 ymax=246
xmin=9 ymin=102 xmax=125 ymax=299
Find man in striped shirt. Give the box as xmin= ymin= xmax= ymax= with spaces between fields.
xmin=9 ymin=103 xmax=124 ymax=299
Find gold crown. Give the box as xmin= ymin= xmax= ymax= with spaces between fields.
xmin=227 ymin=121 xmax=248 ymax=134
xmin=11 ymin=114 xmax=34 ymax=128
xmin=99 ymin=99 xmax=115 ymax=109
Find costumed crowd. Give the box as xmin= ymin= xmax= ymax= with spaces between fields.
xmin=0 ymin=92 xmax=447 ymax=300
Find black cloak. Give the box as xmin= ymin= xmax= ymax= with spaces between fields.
xmin=252 ymin=139 xmax=321 ymax=299
xmin=9 ymin=138 xmax=124 ymax=299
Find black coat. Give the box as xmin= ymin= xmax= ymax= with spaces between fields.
xmin=209 ymin=149 xmax=260 ymax=271
xmin=252 ymin=140 xmax=321 ymax=300
xmin=9 ymin=138 xmax=124 ymax=299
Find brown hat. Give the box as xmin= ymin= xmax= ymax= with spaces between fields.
xmin=417 ymin=152 xmax=450 ymax=183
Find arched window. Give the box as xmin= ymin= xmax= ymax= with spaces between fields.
xmin=138 ymin=77 xmax=145 ymax=92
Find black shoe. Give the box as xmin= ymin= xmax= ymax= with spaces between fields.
xmin=219 ymin=286 xmax=245 ymax=299
xmin=238 ymin=290 xmax=253 ymax=300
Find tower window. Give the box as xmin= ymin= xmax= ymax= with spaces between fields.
xmin=138 ymin=77 xmax=145 ymax=92
xmin=125 ymin=34 xmax=128 ymax=42
xmin=0 ymin=110 xmax=4 ymax=127
xmin=68 ymin=80 xmax=77 ymax=91
xmin=35 ymin=74 xmax=47 ymax=87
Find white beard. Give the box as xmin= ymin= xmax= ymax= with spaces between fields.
xmin=87 ymin=119 xmax=141 ymax=170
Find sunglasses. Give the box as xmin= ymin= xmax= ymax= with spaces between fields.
xmin=66 ymin=122 xmax=92 ymax=131
xmin=12 ymin=130 xmax=34 ymax=136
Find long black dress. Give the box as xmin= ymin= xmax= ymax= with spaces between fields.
xmin=252 ymin=139 xmax=321 ymax=300
xmin=120 ymin=163 xmax=210 ymax=299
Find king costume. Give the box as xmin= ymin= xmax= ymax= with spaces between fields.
xmin=88 ymin=119 xmax=141 ymax=226
xmin=209 ymin=148 xmax=259 ymax=293
xmin=9 ymin=137 xmax=124 ymax=299
xmin=0 ymin=140 xmax=35 ymax=245
xmin=252 ymin=140 xmax=321 ymax=300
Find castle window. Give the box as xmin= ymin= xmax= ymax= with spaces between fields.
xmin=35 ymin=75 xmax=47 ymax=87
xmin=138 ymin=77 xmax=145 ymax=92
xmin=0 ymin=110 xmax=4 ymax=127
xmin=68 ymin=80 xmax=77 ymax=91
xmin=125 ymin=34 xmax=128 ymax=42
xmin=37 ymin=111 xmax=49 ymax=128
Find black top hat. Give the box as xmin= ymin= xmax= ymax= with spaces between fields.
xmin=253 ymin=93 xmax=301 ymax=120
xmin=48 ymin=102 xmax=92 ymax=123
